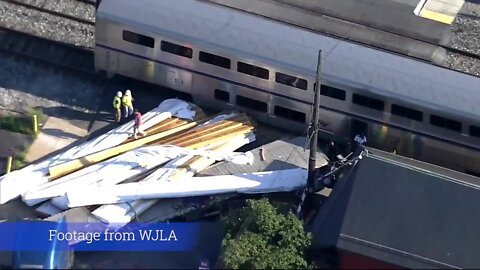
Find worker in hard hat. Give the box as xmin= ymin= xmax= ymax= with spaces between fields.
xmin=113 ymin=91 xmax=122 ymax=123
xmin=122 ymin=89 xmax=134 ymax=119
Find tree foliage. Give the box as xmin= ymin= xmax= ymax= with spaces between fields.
xmin=220 ymin=198 xmax=312 ymax=269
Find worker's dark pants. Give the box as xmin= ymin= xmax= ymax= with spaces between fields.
xmin=124 ymin=105 xmax=134 ymax=118
xmin=114 ymin=108 xmax=121 ymax=122
xmin=353 ymin=143 xmax=364 ymax=154
xmin=326 ymin=148 xmax=336 ymax=162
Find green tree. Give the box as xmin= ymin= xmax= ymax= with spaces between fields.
xmin=220 ymin=198 xmax=313 ymax=269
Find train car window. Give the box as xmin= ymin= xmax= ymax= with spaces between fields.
xmin=161 ymin=41 xmax=193 ymax=58
xmin=237 ymin=62 xmax=269 ymax=80
xmin=391 ymin=104 xmax=423 ymax=121
xmin=469 ymin=125 xmax=480 ymax=138
xmin=214 ymin=89 xmax=230 ymax=102
xmin=319 ymin=84 xmax=346 ymax=100
xmin=352 ymin=93 xmax=384 ymax=111
xmin=275 ymin=72 xmax=307 ymax=90
xmin=122 ymin=30 xmax=154 ymax=48
xmin=236 ymin=95 xmax=267 ymax=112
xmin=199 ymin=51 xmax=231 ymax=69
xmin=274 ymin=106 xmax=306 ymax=123
xmin=430 ymin=115 xmax=462 ymax=132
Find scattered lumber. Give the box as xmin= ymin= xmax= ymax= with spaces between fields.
xmin=47 ymin=119 xmax=198 ymax=179
xmin=0 ymin=99 xmax=197 ymax=204
xmin=91 ymin=132 xmax=255 ymax=229
xmin=2 ymin=96 xmax=299 ymax=235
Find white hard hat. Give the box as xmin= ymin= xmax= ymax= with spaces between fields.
xmin=117 ymin=91 xmax=122 ymax=97
xmin=125 ymin=89 xmax=131 ymax=96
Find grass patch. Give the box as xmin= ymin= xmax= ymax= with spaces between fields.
xmin=0 ymin=108 xmax=45 ymax=136
xmin=0 ymin=116 xmax=33 ymax=135
xmin=28 ymin=107 xmax=47 ymax=124
xmin=12 ymin=152 xmax=27 ymax=171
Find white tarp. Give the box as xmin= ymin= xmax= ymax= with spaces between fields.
xmin=0 ymin=99 xmax=195 ymax=204
xmin=66 ymin=168 xmax=307 ymax=207
xmin=22 ymin=145 xmax=254 ymax=207
xmin=22 ymin=146 xmax=175 ymax=206
xmin=90 ymin=134 xmax=255 ymax=228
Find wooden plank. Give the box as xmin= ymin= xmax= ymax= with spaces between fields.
xmin=145 ymin=118 xmax=180 ymax=133
xmin=176 ymin=126 xmax=254 ymax=149
xmin=149 ymin=118 xmax=190 ymax=133
xmin=168 ymin=134 xmax=253 ymax=182
xmin=122 ymin=118 xmax=182 ymax=144
xmin=158 ymin=114 xmax=249 ymax=145
xmin=47 ymin=121 xmax=200 ymax=179
xmin=159 ymin=120 xmax=247 ymax=146
xmin=130 ymin=119 xmax=188 ymax=142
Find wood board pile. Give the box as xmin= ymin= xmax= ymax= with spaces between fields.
xmin=0 ymin=99 xmax=199 ymax=204
xmin=6 ymin=100 xmax=257 ymax=227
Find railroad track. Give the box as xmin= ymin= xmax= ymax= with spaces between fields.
xmin=0 ymin=26 xmax=95 ymax=74
xmin=3 ymin=0 xmax=95 ymax=25
xmin=77 ymin=0 xmax=96 ymax=5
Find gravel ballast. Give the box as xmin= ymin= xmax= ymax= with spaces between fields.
xmin=0 ymin=51 xmax=103 ymax=116
xmin=0 ymin=0 xmax=94 ymax=47
xmin=449 ymin=1 xmax=480 ymax=55
xmin=444 ymin=1 xmax=480 ymax=76
xmin=7 ymin=0 xmax=95 ymax=23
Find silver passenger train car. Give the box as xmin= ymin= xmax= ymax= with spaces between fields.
xmin=94 ymin=0 xmax=480 ymax=176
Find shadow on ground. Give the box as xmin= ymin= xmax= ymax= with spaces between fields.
xmin=0 ymin=129 xmax=34 ymax=175
xmin=41 ymin=128 xmax=83 ymax=140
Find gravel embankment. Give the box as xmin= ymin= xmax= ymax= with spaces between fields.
xmin=444 ymin=52 xmax=480 ymax=76
xmin=444 ymin=1 xmax=480 ymax=76
xmin=11 ymin=0 xmax=95 ymax=23
xmin=0 ymin=51 xmax=103 ymax=116
xmin=449 ymin=1 xmax=480 ymax=55
xmin=0 ymin=0 xmax=94 ymax=47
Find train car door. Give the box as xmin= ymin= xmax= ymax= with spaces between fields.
xmin=107 ymin=51 xmax=118 ymax=78
xmin=165 ymin=69 xmax=192 ymax=93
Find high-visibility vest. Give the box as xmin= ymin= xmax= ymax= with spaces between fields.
xmin=113 ymin=96 xmax=121 ymax=109
xmin=122 ymin=95 xmax=133 ymax=107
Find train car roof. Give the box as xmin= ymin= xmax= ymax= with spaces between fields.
xmin=97 ymin=0 xmax=480 ymax=119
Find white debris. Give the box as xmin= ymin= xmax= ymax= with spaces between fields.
xmin=66 ymin=168 xmax=307 ymax=207
xmin=0 ymin=99 xmax=195 ymax=204
xmin=90 ymin=134 xmax=255 ymax=230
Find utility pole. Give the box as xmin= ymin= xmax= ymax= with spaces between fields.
xmin=297 ymin=50 xmax=322 ymax=221
xmin=307 ymin=50 xmax=322 ymax=192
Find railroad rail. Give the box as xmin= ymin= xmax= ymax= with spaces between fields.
xmin=3 ymin=0 xmax=95 ymax=26
xmin=77 ymin=0 xmax=96 ymax=5
xmin=0 ymin=26 xmax=95 ymax=74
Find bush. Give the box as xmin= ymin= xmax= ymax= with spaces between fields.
xmin=220 ymin=198 xmax=313 ymax=269
xmin=0 ymin=108 xmax=44 ymax=136
xmin=0 ymin=115 xmax=33 ymax=135
xmin=28 ymin=107 xmax=47 ymax=124
xmin=12 ymin=152 xmax=27 ymax=170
